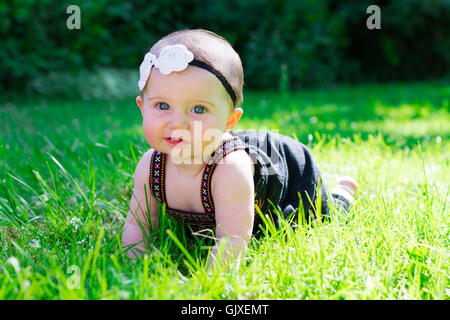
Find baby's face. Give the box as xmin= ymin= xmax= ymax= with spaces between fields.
xmin=137 ymin=66 xmax=241 ymax=162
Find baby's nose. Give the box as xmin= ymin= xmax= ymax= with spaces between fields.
xmin=168 ymin=112 xmax=189 ymax=129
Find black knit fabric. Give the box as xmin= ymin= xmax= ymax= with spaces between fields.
xmin=232 ymin=130 xmax=350 ymax=234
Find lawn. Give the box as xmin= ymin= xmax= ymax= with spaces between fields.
xmin=0 ymin=81 xmax=448 ymax=299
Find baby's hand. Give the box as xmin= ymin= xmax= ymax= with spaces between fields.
xmin=207 ymin=150 xmax=255 ymax=268
xmin=206 ymin=235 xmax=248 ymax=271
xmin=122 ymin=222 xmax=147 ymax=258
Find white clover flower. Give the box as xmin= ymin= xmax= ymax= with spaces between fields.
xmin=118 ymin=290 xmax=130 ymax=300
xmin=7 ymin=256 xmax=20 ymax=273
xmin=70 ymin=217 xmax=82 ymax=230
xmin=40 ymin=193 xmax=49 ymax=202
xmin=23 ymin=280 xmax=31 ymax=289
xmin=138 ymin=44 xmax=194 ymax=90
xmin=29 ymin=239 xmax=41 ymax=248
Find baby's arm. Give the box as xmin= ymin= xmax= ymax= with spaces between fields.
xmin=209 ymin=150 xmax=255 ymax=268
xmin=122 ymin=149 xmax=158 ymax=258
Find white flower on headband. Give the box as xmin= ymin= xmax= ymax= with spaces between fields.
xmin=138 ymin=44 xmax=195 ymax=90
xmin=155 ymin=44 xmax=194 ymax=75
xmin=138 ymin=52 xmax=156 ymax=91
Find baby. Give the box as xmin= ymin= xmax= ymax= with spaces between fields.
xmin=122 ymin=29 xmax=358 ymax=263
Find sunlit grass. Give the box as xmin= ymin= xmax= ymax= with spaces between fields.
xmin=0 ymin=81 xmax=448 ymax=299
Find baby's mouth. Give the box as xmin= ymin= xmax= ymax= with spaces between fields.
xmin=164 ymin=136 xmax=186 ymax=145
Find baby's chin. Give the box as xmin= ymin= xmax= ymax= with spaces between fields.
xmin=166 ymin=145 xmax=205 ymax=163
xmin=172 ymin=138 xmax=220 ymax=155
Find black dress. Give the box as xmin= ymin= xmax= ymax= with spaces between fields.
xmin=232 ymin=130 xmax=350 ymax=234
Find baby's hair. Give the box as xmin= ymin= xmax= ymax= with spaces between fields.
xmin=144 ymin=29 xmax=244 ymax=108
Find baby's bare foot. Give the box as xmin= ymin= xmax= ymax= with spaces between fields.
xmin=332 ymin=176 xmax=358 ymax=203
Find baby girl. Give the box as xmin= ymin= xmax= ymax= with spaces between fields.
xmin=121 ymin=29 xmax=358 ymax=263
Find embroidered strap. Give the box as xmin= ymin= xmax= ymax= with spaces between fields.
xmin=200 ymin=137 xmax=245 ymax=213
xmin=149 ymin=150 xmax=167 ymax=206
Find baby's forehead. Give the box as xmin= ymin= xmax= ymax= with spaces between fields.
xmin=146 ymin=67 xmax=230 ymax=101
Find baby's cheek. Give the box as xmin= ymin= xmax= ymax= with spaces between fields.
xmin=142 ymin=121 xmax=158 ymax=147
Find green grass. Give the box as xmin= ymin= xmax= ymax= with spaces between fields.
xmin=0 ymin=81 xmax=449 ymax=299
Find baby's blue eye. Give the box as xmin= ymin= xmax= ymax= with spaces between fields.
xmin=192 ymin=105 xmax=206 ymax=114
xmin=156 ymin=102 xmax=169 ymax=110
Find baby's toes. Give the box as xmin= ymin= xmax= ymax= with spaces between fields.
xmin=337 ymin=176 xmax=358 ymax=197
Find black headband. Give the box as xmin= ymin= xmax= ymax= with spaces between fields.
xmin=189 ymin=59 xmax=237 ymax=107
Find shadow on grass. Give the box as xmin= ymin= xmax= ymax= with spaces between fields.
xmin=239 ymin=81 xmax=449 ymax=148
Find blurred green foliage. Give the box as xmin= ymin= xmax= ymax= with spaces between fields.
xmin=0 ymin=0 xmax=448 ymax=96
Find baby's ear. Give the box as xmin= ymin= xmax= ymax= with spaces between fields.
xmin=136 ymin=95 xmax=144 ymax=116
xmin=226 ymin=107 xmax=243 ymax=130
